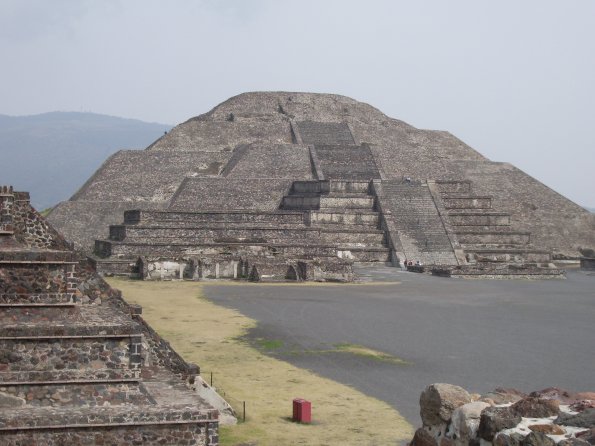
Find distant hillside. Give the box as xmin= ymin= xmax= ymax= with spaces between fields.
xmin=0 ymin=112 xmax=171 ymax=209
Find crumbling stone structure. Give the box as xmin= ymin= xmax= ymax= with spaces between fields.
xmin=410 ymin=383 xmax=595 ymax=446
xmin=0 ymin=186 xmax=220 ymax=445
xmin=46 ymin=93 xmax=594 ymax=280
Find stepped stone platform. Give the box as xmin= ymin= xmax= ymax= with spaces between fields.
xmin=47 ymin=92 xmax=594 ymax=280
xmin=0 ymin=186 xmax=223 ymax=445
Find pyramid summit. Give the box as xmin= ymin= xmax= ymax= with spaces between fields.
xmin=48 ymin=92 xmax=594 ymax=280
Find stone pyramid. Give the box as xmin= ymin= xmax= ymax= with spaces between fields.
xmin=47 ymin=92 xmax=594 ymax=280
xmin=0 ymin=186 xmax=222 ymax=444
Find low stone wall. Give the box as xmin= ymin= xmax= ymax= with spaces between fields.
xmin=409 ymin=383 xmax=595 ymax=446
xmin=1 ymin=423 xmax=210 ymax=446
xmin=0 ymin=264 xmax=71 ymax=294
xmin=0 ymin=405 xmax=219 ymax=446
xmin=0 ymin=382 xmax=154 ymax=408
xmin=124 ymin=209 xmax=305 ymax=225
xmin=580 ymin=258 xmax=595 ymax=270
xmin=431 ymin=264 xmax=565 ymax=279
xmin=0 ymin=338 xmax=131 ymax=373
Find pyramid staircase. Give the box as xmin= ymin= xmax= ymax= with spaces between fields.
xmin=433 ymin=181 xmax=551 ymax=264
xmin=280 ymin=180 xmax=390 ymax=263
xmin=374 ymin=181 xmax=460 ymax=266
xmin=0 ymin=186 xmax=218 ymax=445
xmin=93 ymin=180 xmax=390 ymax=281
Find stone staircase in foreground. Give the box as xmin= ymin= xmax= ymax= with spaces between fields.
xmin=0 ymin=186 xmax=219 ymax=445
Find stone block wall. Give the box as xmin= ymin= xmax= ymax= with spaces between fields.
xmin=0 ymin=337 xmax=132 ymax=373
xmin=0 ymin=407 xmax=218 ymax=446
xmin=1 ymin=382 xmax=154 ymax=408
xmin=0 ymin=186 xmax=14 ymax=234
xmin=1 ymin=187 xmax=221 ymax=445
xmin=123 ymin=209 xmax=305 ymax=226
xmin=1 ymin=424 xmax=211 ymax=446
xmin=0 ymin=264 xmax=72 ymax=295
xmin=168 ymin=177 xmax=293 ymax=212
xmin=225 ymin=143 xmax=314 ymax=179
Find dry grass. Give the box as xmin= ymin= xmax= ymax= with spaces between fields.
xmin=106 ymin=278 xmax=413 ymax=446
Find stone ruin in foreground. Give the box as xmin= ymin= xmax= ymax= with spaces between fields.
xmin=0 ymin=186 xmax=224 ymax=445
xmin=409 ymin=383 xmax=595 ymax=446
xmin=47 ymin=92 xmax=594 ymax=280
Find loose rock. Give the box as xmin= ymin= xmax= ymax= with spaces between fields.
xmin=410 ymin=427 xmax=438 ymax=446
xmin=576 ymin=428 xmax=595 ymax=444
xmin=479 ymin=406 xmax=522 ymax=441
xmin=483 ymin=388 xmax=527 ymax=405
xmin=558 ymin=439 xmax=591 ymax=446
xmin=420 ymin=383 xmax=472 ymax=426
xmin=530 ymin=387 xmax=575 ymax=403
xmin=494 ymin=432 xmax=525 ymax=446
xmin=521 ymin=432 xmax=556 ymax=446
xmin=528 ymin=424 xmax=565 ymax=435
xmin=512 ymin=397 xmax=560 ymax=418
xmin=556 ymin=409 xmax=595 ymax=428
xmin=450 ymin=401 xmax=490 ymax=443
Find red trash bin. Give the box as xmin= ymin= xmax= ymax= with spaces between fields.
xmin=292 ymin=398 xmax=311 ymax=423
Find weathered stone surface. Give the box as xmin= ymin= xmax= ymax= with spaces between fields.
xmin=512 ymin=397 xmax=560 ymax=418
xmin=521 ymin=432 xmax=556 ymax=446
xmin=0 ymin=188 xmax=222 ymax=444
xmin=528 ymin=424 xmax=565 ymax=435
xmin=0 ymin=392 xmax=26 ymax=408
xmin=494 ymin=432 xmax=525 ymax=446
xmin=439 ymin=437 xmax=455 ymax=446
xmin=558 ymin=438 xmax=592 ymax=446
xmin=482 ymin=388 xmax=527 ymax=405
xmin=44 ymin=92 xmax=594 ymax=270
xmin=556 ymin=409 xmax=595 ymax=428
xmin=410 ymin=427 xmax=438 ymax=446
xmin=571 ymin=401 xmax=595 ymax=412
xmin=576 ymin=428 xmax=595 ymax=444
xmin=420 ymin=383 xmax=472 ymax=426
xmin=530 ymin=387 xmax=576 ymax=403
xmin=478 ymin=406 xmax=522 ymax=441
xmin=450 ymin=401 xmax=490 ymax=443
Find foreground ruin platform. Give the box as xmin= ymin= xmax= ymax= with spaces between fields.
xmin=47 ymin=92 xmax=594 ymax=280
xmin=0 ymin=186 xmax=221 ymax=445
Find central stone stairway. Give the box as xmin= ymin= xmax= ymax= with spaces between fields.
xmin=281 ymin=180 xmax=390 ymax=263
xmin=375 ymin=181 xmax=459 ymax=265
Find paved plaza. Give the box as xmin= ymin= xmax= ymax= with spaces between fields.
xmin=205 ymin=266 xmax=595 ymax=424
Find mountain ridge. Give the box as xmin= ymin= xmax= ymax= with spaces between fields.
xmin=0 ymin=111 xmax=171 ymax=209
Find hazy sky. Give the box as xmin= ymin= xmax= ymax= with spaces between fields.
xmin=1 ymin=0 xmax=594 ymax=207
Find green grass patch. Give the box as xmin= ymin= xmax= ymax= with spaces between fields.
xmin=333 ymin=343 xmax=411 ymax=365
xmin=255 ymin=338 xmax=284 ymax=350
